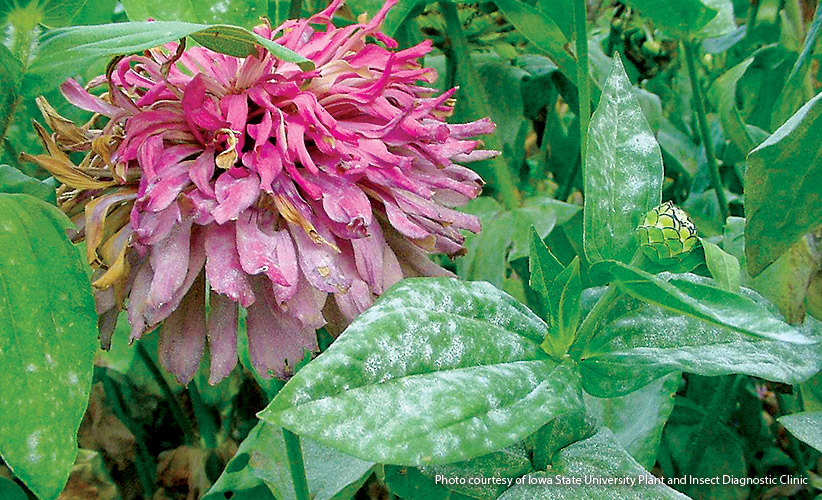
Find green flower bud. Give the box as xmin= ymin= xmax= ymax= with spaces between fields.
xmin=636 ymin=201 xmax=697 ymax=263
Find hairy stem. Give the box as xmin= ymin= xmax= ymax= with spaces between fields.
xmin=136 ymin=342 xmax=195 ymax=445
xmin=683 ymin=40 xmax=729 ymax=221
xmin=283 ymin=429 xmax=311 ymax=500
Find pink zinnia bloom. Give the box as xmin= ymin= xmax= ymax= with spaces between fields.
xmin=25 ymin=0 xmax=495 ymax=384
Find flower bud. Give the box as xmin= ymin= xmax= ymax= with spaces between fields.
xmin=636 ymin=201 xmax=697 ymax=262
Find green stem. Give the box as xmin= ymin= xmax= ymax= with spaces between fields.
xmin=188 ymin=381 xmax=218 ymax=449
xmin=288 ymin=0 xmax=303 ymax=19
xmin=100 ymin=370 xmax=156 ymax=497
xmin=439 ymin=0 xmax=521 ymax=210
xmin=136 ymin=342 xmax=195 ymax=445
xmin=686 ymin=374 xmax=744 ymax=472
xmin=573 ymin=0 xmax=591 ymax=175
xmin=283 ymin=429 xmax=311 ymax=500
xmin=682 ymin=40 xmax=729 ymax=221
xmin=0 ymin=94 xmax=21 ymax=150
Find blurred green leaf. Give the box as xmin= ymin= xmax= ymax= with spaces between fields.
xmin=0 ymin=194 xmax=97 ymax=500
xmin=708 ymin=57 xmax=756 ymax=155
xmin=745 ymin=90 xmax=822 ymax=276
xmin=584 ymin=54 xmax=663 ymax=265
xmin=623 ymin=0 xmax=720 ymax=39
xmin=261 ymin=278 xmax=583 ymax=466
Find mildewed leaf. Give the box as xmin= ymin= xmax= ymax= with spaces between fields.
xmin=778 ymin=412 xmax=822 ymax=453
xmin=580 ymin=277 xmax=822 ymax=397
xmin=0 ymin=194 xmax=97 ymax=500
xmin=584 ymin=54 xmax=663 ymax=265
xmin=24 ymin=21 xmax=311 ymax=92
xmin=498 ymin=429 xmax=691 ymax=499
xmin=260 ymin=278 xmax=583 ymax=466
xmin=598 ymin=262 xmax=814 ymax=344
xmin=745 ymin=91 xmax=822 ymax=276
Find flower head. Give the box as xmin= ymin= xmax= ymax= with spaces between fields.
xmin=26 ymin=0 xmax=494 ymax=384
xmin=636 ymin=201 xmax=697 ymax=263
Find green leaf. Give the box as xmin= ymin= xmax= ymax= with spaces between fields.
xmin=25 ymin=21 xmax=311 ymax=92
xmin=778 ymin=412 xmax=822 ymax=453
xmin=458 ymin=196 xmax=580 ymax=287
xmin=708 ymin=57 xmax=756 ymax=155
xmin=528 ymin=226 xmax=564 ymax=320
xmin=385 ymin=444 xmax=533 ymax=500
xmin=580 ymin=276 xmax=822 ymax=397
xmin=698 ymin=0 xmax=737 ymax=39
xmin=701 ymin=238 xmax=740 ymax=292
xmin=598 ymin=262 xmax=814 ymax=344
xmin=623 ymin=0 xmax=719 ymax=39
xmin=122 ymin=0 xmax=267 ymax=27
xmin=799 ymin=371 xmax=822 ymax=411
xmin=771 ymin=2 xmax=822 ymax=129
xmin=584 ymin=54 xmax=663 ymax=265
xmin=494 ymin=0 xmax=578 ymax=85
xmin=745 ymin=90 xmax=822 ymax=276
xmin=0 ymin=194 xmax=97 ymax=500
xmin=542 ymin=257 xmax=582 ymax=357
xmin=205 ymin=421 xmax=374 ymax=500
xmin=498 ymin=429 xmax=691 ymax=499
xmin=584 ymin=373 xmax=679 ymax=469
xmin=0 ymin=477 xmax=27 ymax=500
xmin=260 ymin=278 xmax=584 ymax=466
xmin=0 ymin=165 xmax=56 ymax=204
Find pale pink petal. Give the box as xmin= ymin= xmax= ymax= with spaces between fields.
xmin=158 ymin=273 xmax=207 ymax=385
xmin=207 ymin=290 xmax=238 ymax=384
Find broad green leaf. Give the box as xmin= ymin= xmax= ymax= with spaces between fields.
xmin=698 ymin=0 xmax=736 ymax=39
xmin=528 ymin=226 xmax=565 ymax=321
xmin=0 ymin=194 xmax=97 ymax=500
xmin=623 ymin=0 xmax=719 ymax=39
xmin=535 ymin=0 xmax=573 ymax=39
xmin=701 ymin=239 xmax=740 ymax=292
xmin=25 ymin=21 xmax=311 ymax=92
xmin=458 ymin=196 xmax=580 ymax=287
xmin=771 ymin=2 xmax=822 ymax=128
xmin=599 ymin=262 xmax=814 ymax=344
xmin=778 ymin=412 xmax=822 ymax=453
xmin=528 ymin=411 xmax=597 ymax=471
xmin=497 ymin=429 xmax=691 ymax=499
xmin=205 ymin=421 xmax=374 ymax=500
xmin=753 ymin=233 xmax=822 ymax=324
xmin=0 ymin=165 xmax=56 ymax=204
xmin=584 ymin=373 xmax=679 ymax=470
xmin=494 ymin=0 xmax=577 ymax=85
xmin=385 ymin=444 xmax=533 ymax=500
xmin=799 ymin=371 xmax=822 ymax=411
xmin=745 ymin=90 xmax=822 ymax=276
xmin=260 ymin=278 xmax=584 ymax=466
xmin=580 ymin=276 xmax=822 ymax=397
xmin=122 ymin=0 xmax=267 ymax=27
xmin=708 ymin=58 xmax=756 ymax=155
xmin=1 ymin=0 xmax=115 ymax=27
xmin=584 ymin=54 xmax=663 ymax=265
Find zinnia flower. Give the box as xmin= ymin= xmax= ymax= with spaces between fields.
xmin=24 ymin=0 xmax=495 ymax=384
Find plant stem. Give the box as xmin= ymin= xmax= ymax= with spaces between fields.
xmin=100 ymin=369 xmax=156 ymax=497
xmin=0 ymin=94 xmax=21 ymax=150
xmin=573 ymin=0 xmax=591 ymax=175
xmin=439 ymin=0 xmax=521 ymax=210
xmin=283 ymin=429 xmax=311 ymax=500
xmin=682 ymin=40 xmax=729 ymax=221
xmin=188 ymin=381 xmax=218 ymax=449
xmin=288 ymin=0 xmax=303 ymax=19
xmin=136 ymin=342 xmax=195 ymax=445
xmin=569 ymin=252 xmax=645 ymax=359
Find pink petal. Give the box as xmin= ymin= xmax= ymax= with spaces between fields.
xmin=212 ymin=171 xmax=260 ymax=224
xmin=146 ymin=217 xmax=192 ymax=310
xmin=235 ymin=210 xmax=291 ymax=286
xmin=60 ymin=78 xmax=121 ymax=117
xmin=207 ymin=290 xmax=238 ymax=385
xmin=289 ymin=222 xmax=351 ymax=294
xmin=204 ymin=222 xmax=255 ymax=307
xmin=158 ymin=273 xmax=207 ymax=385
